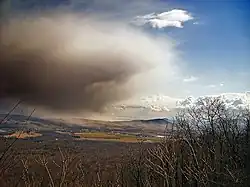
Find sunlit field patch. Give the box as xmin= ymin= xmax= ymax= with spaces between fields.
xmin=4 ymin=131 xmax=42 ymax=139
xmin=74 ymin=132 xmax=161 ymax=143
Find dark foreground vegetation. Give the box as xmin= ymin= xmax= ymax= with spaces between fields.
xmin=0 ymin=98 xmax=250 ymax=187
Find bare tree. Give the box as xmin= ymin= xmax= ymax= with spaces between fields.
xmin=146 ymin=97 xmax=250 ymax=187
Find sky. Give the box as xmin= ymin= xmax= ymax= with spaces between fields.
xmin=0 ymin=0 xmax=249 ymax=118
xmin=165 ymin=0 xmax=250 ymax=96
xmin=129 ymin=0 xmax=250 ymax=98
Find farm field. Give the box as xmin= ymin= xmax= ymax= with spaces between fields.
xmin=74 ymin=132 xmax=162 ymax=142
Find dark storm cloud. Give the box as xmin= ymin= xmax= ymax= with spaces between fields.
xmin=0 ymin=12 xmax=157 ymax=112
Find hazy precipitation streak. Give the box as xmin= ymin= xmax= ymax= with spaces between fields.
xmin=0 ymin=13 xmax=171 ymax=113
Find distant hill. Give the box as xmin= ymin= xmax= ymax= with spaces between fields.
xmin=131 ymin=118 xmax=172 ymax=125
xmin=0 ymin=114 xmax=170 ymax=135
xmin=0 ymin=114 xmax=82 ymax=132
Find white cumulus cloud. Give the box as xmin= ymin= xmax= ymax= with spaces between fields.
xmin=220 ymin=82 xmax=224 ymax=87
xmin=207 ymin=82 xmax=224 ymax=88
xmin=132 ymin=9 xmax=194 ymax=29
xmin=115 ymin=92 xmax=250 ymax=114
xmin=207 ymin=84 xmax=216 ymax=88
xmin=176 ymin=92 xmax=250 ymax=111
xmin=183 ymin=76 xmax=198 ymax=83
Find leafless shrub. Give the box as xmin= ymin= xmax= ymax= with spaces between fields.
xmin=147 ymin=97 xmax=250 ymax=187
